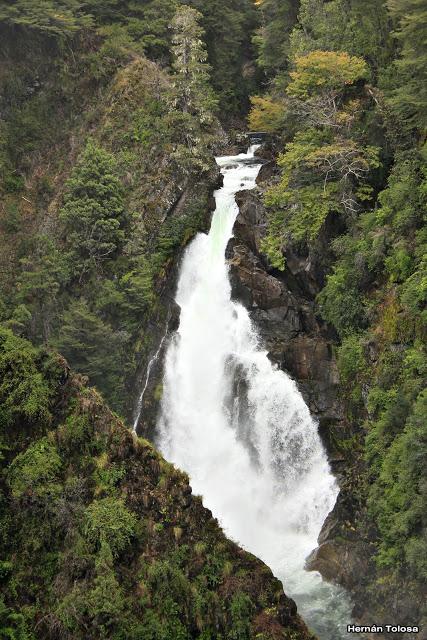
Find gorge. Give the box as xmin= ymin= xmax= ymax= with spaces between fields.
xmin=155 ymin=147 xmax=353 ymax=639
xmin=0 ymin=0 xmax=426 ymax=637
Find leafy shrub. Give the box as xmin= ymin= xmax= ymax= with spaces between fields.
xmin=228 ymin=592 xmax=254 ymax=640
xmin=317 ymin=266 xmax=365 ymax=336
xmin=83 ymin=497 xmax=137 ymax=556
xmin=7 ymin=437 xmax=62 ymax=498
xmin=0 ymin=329 xmax=53 ymax=430
xmin=248 ymin=96 xmax=285 ymax=132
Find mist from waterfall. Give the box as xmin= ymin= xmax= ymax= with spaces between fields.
xmin=156 ymin=147 xmax=353 ymax=638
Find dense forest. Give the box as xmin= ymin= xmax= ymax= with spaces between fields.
xmin=246 ymin=0 xmax=427 ymax=629
xmin=0 ymin=0 xmax=426 ymax=638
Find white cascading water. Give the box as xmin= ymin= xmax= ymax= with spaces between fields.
xmin=157 ymin=147 xmax=353 ymax=638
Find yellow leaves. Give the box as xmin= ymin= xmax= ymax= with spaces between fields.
xmin=95 ymin=452 xmax=109 ymax=469
xmin=248 ymin=95 xmax=284 ymax=133
xmin=287 ymin=50 xmax=368 ymax=99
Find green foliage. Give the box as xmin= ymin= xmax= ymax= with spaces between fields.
xmin=93 ymin=456 xmax=126 ymax=496
xmin=2 ymin=174 xmax=24 ymax=194
xmin=188 ymin=0 xmax=259 ymax=113
xmin=56 ymin=543 xmax=128 ymax=633
xmin=252 ymin=5 xmax=425 ymax=604
xmin=60 ymin=141 xmax=127 ymax=281
xmin=228 ymin=592 xmax=254 ymax=640
xmin=15 ymin=235 xmax=70 ymax=343
xmin=336 ymin=334 xmax=366 ymax=413
xmin=258 ymin=44 xmax=380 ymax=261
xmin=248 ymin=96 xmax=285 ymax=133
xmin=83 ymin=497 xmax=137 ymax=556
xmin=368 ymin=390 xmax=427 ymax=578
xmin=375 ymin=154 xmax=426 ymax=232
xmin=53 ymin=299 xmax=128 ymax=409
xmin=0 ymin=596 xmax=35 ymax=640
xmin=313 ymin=148 xmax=427 ymax=604
xmin=86 ymin=543 xmax=127 ymax=627
xmin=337 ymin=334 xmax=365 ymax=385
xmin=125 ymin=0 xmax=178 ymax=60
xmin=259 ymin=230 xmax=286 ymax=271
xmin=265 ymin=177 xmax=338 ymax=244
xmin=386 ymin=0 xmax=427 ymax=128
xmin=287 ymin=50 xmax=368 ymax=100
xmin=57 ymin=412 xmax=92 ymax=452
xmin=0 ymin=328 xmax=53 ymax=431
xmin=0 ymin=0 xmax=225 ymax=419
xmin=170 ymin=5 xmax=218 ymax=122
xmin=317 ymin=266 xmax=365 ymax=336
xmin=0 ymin=8 xmax=304 ymax=640
xmin=7 ymin=436 xmax=62 ymax=498
xmin=119 ymin=258 xmax=155 ymax=317
xmin=253 ymin=0 xmax=299 ymax=76
xmin=288 ymin=0 xmax=392 ymax=71
xmin=262 ymin=126 xmax=379 ymax=257
xmin=0 ymin=1 xmax=93 ymax=37
xmin=0 ymin=330 xmax=297 ymax=639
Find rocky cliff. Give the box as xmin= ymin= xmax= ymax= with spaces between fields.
xmin=225 ymin=158 xmax=427 ymax=639
xmin=226 ymin=183 xmax=346 ymax=467
xmin=0 ymin=327 xmax=315 ymax=640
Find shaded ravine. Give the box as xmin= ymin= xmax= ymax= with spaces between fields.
xmin=156 ymin=147 xmax=353 ymax=639
xmin=133 ymin=315 xmax=170 ymax=431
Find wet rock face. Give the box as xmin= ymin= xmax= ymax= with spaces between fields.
xmin=132 ymin=166 xmax=220 ymax=439
xmin=226 ymin=188 xmax=343 ymax=440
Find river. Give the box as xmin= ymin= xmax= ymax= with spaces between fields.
xmin=156 ymin=146 xmax=353 ymax=639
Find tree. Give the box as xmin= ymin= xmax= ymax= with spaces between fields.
xmin=287 ymin=50 xmax=368 ymax=100
xmin=59 ymin=141 xmax=127 ymax=282
xmin=170 ymin=5 xmax=217 ymax=122
xmin=0 ymin=0 xmax=93 ymax=37
xmin=288 ymin=0 xmax=392 ymax=72
xmin=15 ymin=235 xmax=69 ymax=343
xmin=53 ymin=300 xmax=128 ymax=410
xmin=248 ymin=95 xmax=285 ymax=132
xmin=0 ymin=328 xmax=53 ymax=431
xmin=253 ymin=0 xmax=299 ymax=76
xmin=187 ymin=0 xmax=259 ymax=113
xmin=259 ymin=50 xmax=377 ymax=262
xmin=386 ymin=0 xmax=427 ymax=129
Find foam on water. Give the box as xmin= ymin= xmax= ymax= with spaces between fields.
xmin=156 ymin=147 xmax=353 ymax=638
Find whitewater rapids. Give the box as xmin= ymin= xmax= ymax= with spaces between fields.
xmin=156 ymin=146 xmax=353 ymax=638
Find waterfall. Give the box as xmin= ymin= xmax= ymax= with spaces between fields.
xmin=156 ymin=147 xmax=353 ymax=639
xmin=133 ymin=318 xmax=169 ymax=431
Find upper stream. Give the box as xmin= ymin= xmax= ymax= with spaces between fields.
xmin=156 ymin=147 xmax=353 ymax=638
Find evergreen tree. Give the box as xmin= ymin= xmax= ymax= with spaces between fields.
xmin=54 ymin=299 xmax=128 ymax=410
xmin=386 ymin=0 xmax=427 ymax=128
xmin=0 ymin=0 xmax=93 ymax=36
xmin=253 ymin=0 xmax=299 ymax=76
xmin=288 ymin=0 xmax=392 ymax=72
xmin=170 ymin=5 xmax=217 ymax=122
xmin=15 ymin=236 xmax=69 ymax=343
xmin=59 ymin=141 xmax=127 ymax=282
xmin=187 ymin=0 xmax=260 ymax=113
